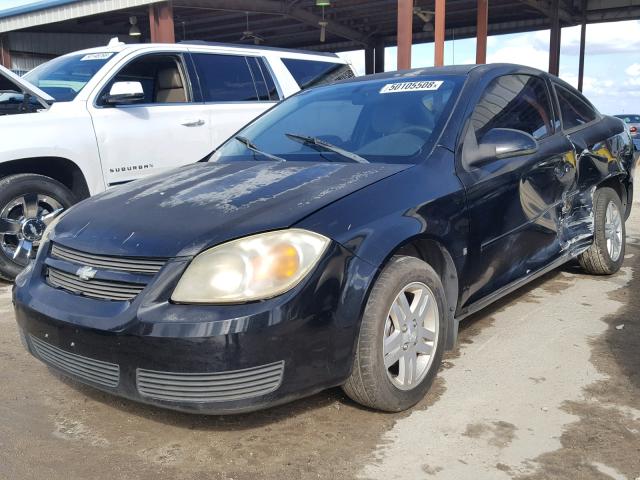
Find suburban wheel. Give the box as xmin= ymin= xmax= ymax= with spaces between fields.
xmin=0 ymin=174 xmax=76 ymax=281
xmin=578 ymin=187 xmax=625 ymax=275
xmin=343 ymin=255 xmax=447 ymax=412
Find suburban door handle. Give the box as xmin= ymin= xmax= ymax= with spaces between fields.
xmin=181 ymin=119 xmax=205 ymax=127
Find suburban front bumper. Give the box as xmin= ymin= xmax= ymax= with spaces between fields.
xmin=13 ymin=242 xmax=377 ymax=414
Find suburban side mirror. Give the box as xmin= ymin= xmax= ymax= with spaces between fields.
xmin=104 ymin=81 xmax=144 ymax=105
xmin=467 ymin=128 xmax=539 ymax=167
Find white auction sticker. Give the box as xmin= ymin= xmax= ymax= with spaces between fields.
xmin=380 ymin=80 xmax=443 ymax=94
xmin=81 ymin=53 xmax=114 ymax=61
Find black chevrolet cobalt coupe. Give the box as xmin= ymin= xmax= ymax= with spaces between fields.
xmin=14 ymin=64 xmax=635 ymax=413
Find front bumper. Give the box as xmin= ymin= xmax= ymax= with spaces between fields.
xmin=13 ymin=242 xmax=377 ymax=414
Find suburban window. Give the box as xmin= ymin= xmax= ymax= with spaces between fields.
xmin=99 ymin=54 xmax=190 ymax=105
xmin=281 ymin=58 xmax=355 ymax=90
xmin=192 ymin=53 xmax=262 ymax=102
xmin=555 ymin=84 xmax=597 ymax=130
xmin=257 ymin=57 xmax=280 ymax=100
xmin=471 ymin=74 xmax=554 ymax=141
xmin=246 ymin=56 xmax=279 ymax=101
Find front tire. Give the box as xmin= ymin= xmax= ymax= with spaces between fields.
xmin=578 ymin=187 xmax=625 ymax=275
xmin=343 ymin=256 xmax=447 ymax=412
xmin=0 ymin=174 xmax=76 ymax=281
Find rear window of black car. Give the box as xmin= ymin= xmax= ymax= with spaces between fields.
xmin=555 ymin=83 xmax=597 ymax=130
xmin=281 ymin=58 xmax=355 ymax=90
xmin=212 ymin=76 xmax=464 ymax=165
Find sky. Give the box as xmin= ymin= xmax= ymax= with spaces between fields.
xmin=337 ymin=19 xmax=640 ymax=115
xmin=1 ymin=1 xmax=638 ymax=114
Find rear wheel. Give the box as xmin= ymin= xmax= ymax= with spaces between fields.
xmin=578 ymin=187 xmax=625 ymax=275
xmin=343 ymin=256 xmax=446 ymax=412
xmin=0 ymin=174 xmax=76 ymax=281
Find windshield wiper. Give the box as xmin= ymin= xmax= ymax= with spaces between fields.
xmin=234 ymin=136 xmax=286 ymax=162
xmin=285 ymin=133 xmax=369 ymax=164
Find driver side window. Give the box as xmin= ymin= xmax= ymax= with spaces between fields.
xmin=98 ymin=54 xmax=190 ymax=106
xmin=471 ymin=74 xmax=554 ymax=141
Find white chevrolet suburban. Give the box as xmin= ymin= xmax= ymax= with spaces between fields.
xmin=0 ymin=41 xmax=354 ymax=280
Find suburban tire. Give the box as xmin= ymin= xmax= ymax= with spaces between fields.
xmin=578 ymin=187 xmax=625 ymax=275
xmin=343 ymin=255 xmax=447 ymax=412
xmin=0 ymin=174 xmax=76 ymax=281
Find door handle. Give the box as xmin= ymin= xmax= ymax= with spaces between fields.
xmin=181 ymin=119 xmax=205 ymax=127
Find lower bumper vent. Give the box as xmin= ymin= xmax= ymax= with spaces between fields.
xmin=30 ymin=335 xmax=120 ymax=388
xmin=136 ymin=361 xmax=284 ymax=403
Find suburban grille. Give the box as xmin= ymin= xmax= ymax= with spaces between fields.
xmin=46 ymin=266 xmax=144 ymax=301
xmin=136 ymin=361 xmax=285 ymax=403
xmin=30 ymin=335 xmax=120 ymax=388
xmin=51 ymin=243 xmax=166 ymax=274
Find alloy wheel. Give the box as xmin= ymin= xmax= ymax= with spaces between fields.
xmin=0 ymin=194 xmax=63 ymax=265
xmin=604 ymin=201 xmax=623 ymax=262
xmin=382 ymin=281 xmax=439 ymax=391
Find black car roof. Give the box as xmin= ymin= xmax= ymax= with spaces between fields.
xmin=338 ymin=63 xmax=549 ymax=86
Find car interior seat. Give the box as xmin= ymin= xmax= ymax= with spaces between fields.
xmin=155 ymin=67 xmax=186 ymax=103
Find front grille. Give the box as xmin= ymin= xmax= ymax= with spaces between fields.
xmin=136 ymin=361 xmax=285 ymax=403
xmin=46 ymin=266 xmax=144 ymax=301
xmin=30 ymin=335 xmax=120 ymax=388
xmin=51 ymin=244 xmax=166 ymax=274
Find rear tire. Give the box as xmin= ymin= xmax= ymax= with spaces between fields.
xmin=0 ymin=174 xmax=76 ymax=281
xmin=343 ymin=256 xmax=447 ymax=412
xmin=578 ymin=187 xmax=625 ymax=275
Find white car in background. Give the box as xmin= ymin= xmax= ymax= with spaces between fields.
xmin=0 ymin=41 xmax=354 ymax=280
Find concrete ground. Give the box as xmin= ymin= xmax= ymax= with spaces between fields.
xmin=1 ymin=192 xmax=640 ymax=480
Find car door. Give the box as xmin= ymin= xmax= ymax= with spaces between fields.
xmin=457 ymin=73 xmax=576 ymax=307
xmin=188 ymin=52 xmax=278 ymax=149
xmin=88 ymin=52 xmax=213 ymax=186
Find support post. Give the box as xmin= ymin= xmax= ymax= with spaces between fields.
xmin=365 ymin=46 xmax=374 ymax=75
xmin=397 ymin=0 xmax=413 ymax=70
xmin=577 ymin=0 xmax=586 ymax=92
xmin=548 ymin=0 xmax=561 ymax=76
xmin=0 ymin=35 xmax=11 ymax=69
xmin=434 ymin=0 xmax=446 ymax=67
xmin=149 ymin=1 xmax=175 ymax=43
xmin=476 ymin=0 xmax=488 ymax=64
xmin=374 ymin=37 xmax=386 ymax=73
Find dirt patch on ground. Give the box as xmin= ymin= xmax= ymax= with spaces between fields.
xmin=516 ymin=238 xmax=640 ymax=480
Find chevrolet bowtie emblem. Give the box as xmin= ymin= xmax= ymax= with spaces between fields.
xmin=76 ymin=266 xmax=97 ymax=281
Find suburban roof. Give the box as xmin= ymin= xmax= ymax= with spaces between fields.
xmin=57 ymin=41 xmax=347 ymax=60
xmin=179 ymin=41 xmax=339 ymax=58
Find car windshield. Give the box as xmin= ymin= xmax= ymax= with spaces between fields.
xmin=616 ymin=114 xmax=640 ymax=123
xmin=23 ymin=52 xmax=113 ymax=101
xmin=211 ymin=75 xmax=464 ymax=165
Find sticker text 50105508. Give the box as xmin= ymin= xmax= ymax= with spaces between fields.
xmin=380 ymin=81 xmax=443 ymax=94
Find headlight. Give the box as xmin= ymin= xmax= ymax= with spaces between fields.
xmin=171 ymin=229 xmax=330 ymax=304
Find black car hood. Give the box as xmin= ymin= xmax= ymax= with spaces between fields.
xmin=53 ymin=161 xmax=409 ymax=258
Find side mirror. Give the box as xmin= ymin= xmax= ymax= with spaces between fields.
xmin=467 ymin=128 xmax=539 ymax=167
xmin=104 ymin=81 xmax=144 ymax=105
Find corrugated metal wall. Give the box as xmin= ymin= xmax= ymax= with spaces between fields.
xmin=0 ymin=0 xmax=156 ymax=33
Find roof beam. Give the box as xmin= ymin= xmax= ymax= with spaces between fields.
xmin=518 ymin=0 xmax=574 ymax=23
xmin=173 ymin=0 xmax=370 ymax=46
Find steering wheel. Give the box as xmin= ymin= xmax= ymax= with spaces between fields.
xmin=396 ymin=125 xmax=433 ymax=137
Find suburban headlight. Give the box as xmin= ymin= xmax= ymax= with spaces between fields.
xmin=171 ymin=229 xmax=330 ymax=304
